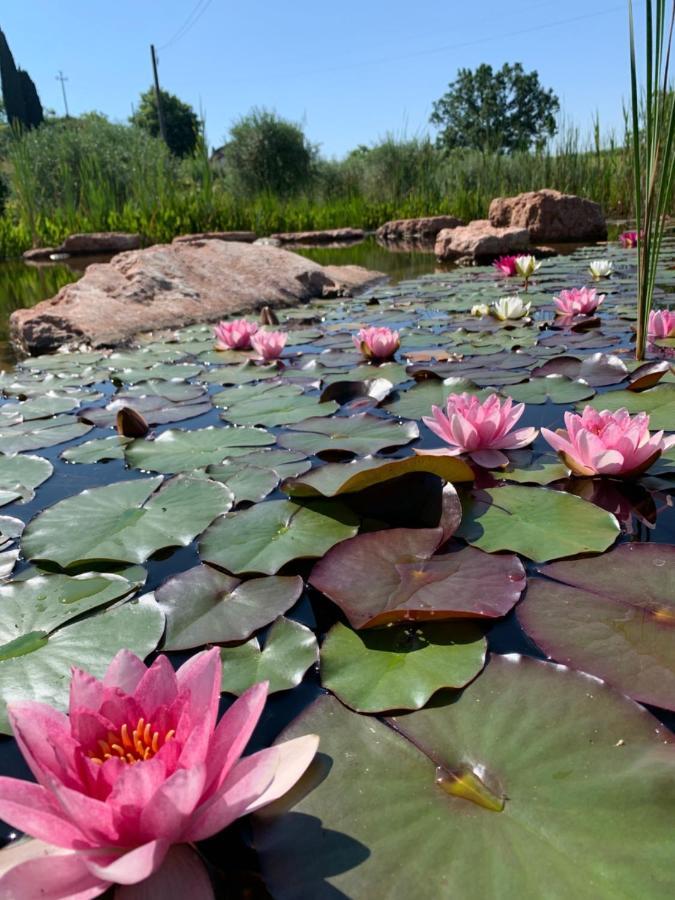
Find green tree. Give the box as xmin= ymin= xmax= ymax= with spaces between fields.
xmin=17 ymin=69 xmax=43 ymax=128
xmin=220 ymin=108 xmax=316 ymax=197
xmin=430 ymin=63 xmax=559 ymax=154
xmin=0 ymin=28 xmax=26 ymax=127
xmin=130 ymin=87 xmax=199 ymax=157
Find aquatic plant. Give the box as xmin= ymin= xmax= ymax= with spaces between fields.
xmin=628 ymin=0 xmax=675 ymax=358
xmin=514 ymin=254 xmax=541 ymax=283
xmin=420 ymin=392 xmax=538 ymax=467
xmin=619 ymin=230 xmax=640 ymax=247
xmin=491 ymin=295 xmax=531 ymax=320
xmin=352 ymin=325 xmax=400 ymax=361
xmin=541 ymin=406 xmax=675 ymax=477
xmin=588 ymin=259 xmax=613 ymax=279
xmin=648 ymin=307 xmax=675 ymax=338
xmin=553 ymin=286 xmax=605 ymax=316
xmin=492 ymin=255 xmax=520 ymax=276
xmin=0 ymin=649 xmax=317 ymax=896
xmin=214 ymin=318 xmax=259 ymax=350
xmin=251 ymin=329 xmax=287 ymax=360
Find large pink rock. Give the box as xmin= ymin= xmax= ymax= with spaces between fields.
xmin=59 ymin=232 xmax=142 ymax=254
xmin=489 ymin=189 xmax=607 ymax=242
xmin=435 ymin=220 xmax=530 ymax=261
xmin=376 ymin=215 xmax=464 ymax=243
xmin=10 ymin=240 xmax=385 ymax=355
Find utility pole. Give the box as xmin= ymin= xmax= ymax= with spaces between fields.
xmin=55 ymin=70 xmax=69 ymax=117
xmin=150 ymin=44 xmax=168 ymax=145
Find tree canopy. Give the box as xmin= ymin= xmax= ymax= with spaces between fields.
xmin=0 ymin=28 xmax=43 ymax=129
xmin=130 ymin=87 xmax=200 ymax=157
xmin=430 ymin=63 xmax=559 ymax=154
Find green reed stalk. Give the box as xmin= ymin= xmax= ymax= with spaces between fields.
xmin=629 ymin=0 xmax=675 ymax=359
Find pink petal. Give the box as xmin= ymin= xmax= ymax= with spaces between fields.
xmin=50 ymin=781 xmax=118 ymax=846
xmin=413 ymin=447 xmax=461 ymax=457
xmin=113 ymin=844 xmax=214 ymax=900
xmin=239 ymin=734 xmax=320 ymax=814
xmin=0 ymin=777 xmax=86 ymax=849
xmin=107 ymin=757 xmax=170 ymax=838
xmin=133 ymin=656 xmax=178 ymax=717
xmin=498 ymin=426 xmax=538 ymax=450
xmin=104 ymin=652 xmax=148 ymax=695
xmin=82 ymin=840 xmax=169 ymax=886
xmin=0 ymin=839 xmax=108 ymax=900
xmin=541 ymin=427 xmax=575 ymax=457
xmin=69 ymin=669 xmax=104 ymax=717
xmin=8 ymin=703 xmax=75 ymax=788
xmin=139 ymin=764 xmax=207 ymax=843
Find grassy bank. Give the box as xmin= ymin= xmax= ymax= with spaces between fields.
xmin=0 ymin=116 xmax=662 ymax=259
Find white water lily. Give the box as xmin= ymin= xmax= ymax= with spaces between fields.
xmin=588 ymin=259 xmax=613 ymax=279
xmin=491 ymin=296 xmax=531 ymax=321
xmin=470 ymin=303 xmax=490 ymax=317
xmin=514 ymin=255 xmax=541 ymax=279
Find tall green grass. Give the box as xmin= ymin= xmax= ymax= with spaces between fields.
xmin=0 ymin=114 xmax=671 ymax=260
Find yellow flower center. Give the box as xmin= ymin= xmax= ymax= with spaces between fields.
xmin=88 ymin=718 xmax=175 ymax=765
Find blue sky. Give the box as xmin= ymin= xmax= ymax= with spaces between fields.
xmin=2 ymin=0 xmax=640 ymax=157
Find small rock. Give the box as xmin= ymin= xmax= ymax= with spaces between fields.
xmin=172 ymin=231 xmax=256 ymax=244
xmin=22 ymin=247 xmax=59 ymax=262
xmin=268 ymin=227 xmax=364 ymax=245
xmin=435 ymin=220 xmax=530 ymax=261
xmin=376 ymin=215 xmax=464 ymax=244
xmin=59 ymin=232 xmax=142 ymax=255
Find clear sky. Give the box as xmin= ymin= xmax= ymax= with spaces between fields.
xmin=2 ymin=0 xmax=642 ymax=157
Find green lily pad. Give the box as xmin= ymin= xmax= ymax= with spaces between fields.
xmin=205 ymin=461 xmax=281 ymax=503
xmin=203 ymin=362 xmax=281 ymax=386
xmin=62 ymin=436 xmax=132 ymax=464
xmin=506 ymin=376 xmax=595 ymax=405
xmin=0 ymin=583 xmax=160 ymax=733
xmin=255 ymin=655 xmax=675 ymax=900
xmin=282 ymin=454 xmax=473 ymax=498
xmin=125 ymin=426 xmax=274 ymax=473
xmin=322 ymin=362 xmax=409 ymax=387
xmin=200 ymin=498 xmax=359 ymax=575
xmin=321 ymin=620 xmax=487 ymax=712
xmin=78 ymin=391 xmax=212 ymax=428
xmin=0 ymin=395 xmax=81 ymax=425
xmin=0 ymin=455 xmax=53 ymax=506
xmin=384 ymin=379 xmax=486 ymax=420
xmin=583 ymin=383 xmax=675 ymax=430
xmin=518 ymin=543 xmax=675 ymax=711
xmin=221 ymin=390 xmax=338 ymax=427
xmin=278 ymin=415 xmax=419 ymax=458
xmin=22 ymin=475 xmax=233 ymax=568
xmin=220 ymin=616 xmax=318 ymax=695
xmin=310 ymin=529 xmax=525 ymax=628
xmin=457 ymin=485 xmax=620 ymax=561
xmin=497 ymin=453 xmax=571 ymax=485
xmin=156 ymin=564 xmax=303 ymax=650
xmin=0 ymin=415 xmax=92 ymax=455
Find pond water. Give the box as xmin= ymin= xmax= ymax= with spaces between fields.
xmin=0 ymin=231 xmax=673 ymax=896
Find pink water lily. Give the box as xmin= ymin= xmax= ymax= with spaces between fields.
xmin=0 ymin=649 xmax=318 ymax=899
xmin=419 ymin=392 xmax=538 ymax=468
xmin=353 ymin=326 xmax=400 ymax=361
xmin=251 ymin=330 xmax=287 ymax=360
xmin=619 ymin=231 xmax=640 ymax=248
xmin=492 ymin=255 xmax=519 ymax=276
xmin=648 ymin=309 xmax=675 ymax=339
xmin=214 ymin=319 xmax=259 ymax=350
xmin=541 ymin=406 xmax=675 ymax=477
xmin=553 ymin=286 xmax=605 ymax=316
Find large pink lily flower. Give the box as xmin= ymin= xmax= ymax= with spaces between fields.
xmin=0 ymin=649 xmax=318 ymax=899
xmin=618 ymin=231 xmax=640 ymax=248
xmin=553 ymin=287 xmax=604 ymax=317
xmin=251 ymin=329 xmax=287 ymax=360
xmin=419 ymin=392 xmax=538 ymax=468
xmin=214 ymin=319 xmax=259 ymax=350
xmin=492 ymin=255 xmax=519 ymax=276
xmin=352 ymin=326 xmax=400 ymax=361
xmin=648 ymin=309 xmax=675 ymax=339
xmin=541 ymin=406 xmax=675 ymax=478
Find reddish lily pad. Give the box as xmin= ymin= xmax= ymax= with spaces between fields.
xmin=531 ymin=352 xmax=628 ymax=386
xmin=310 ymin=528 xmax=525 ymax=628
xmin=518 ymin=543 xmax=675 ymax=710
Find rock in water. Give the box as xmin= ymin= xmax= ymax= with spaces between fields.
xmin=10 ymin=240 xmax=385 ymax=356
xmin=435 ymin=220 xmax=530 ymax=262
xmin=488 ymin=189 xmax=607 ymax=242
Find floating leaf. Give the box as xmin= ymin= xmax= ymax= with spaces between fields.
xmin=0 ymin=455 xmax=53 ymax=506
xmin=22 ymin=475 xmax=233 ymax=568
xmin=384 ymin=379 xmax=486 ymax=420
xmin=518 ymin=543 xmax=675 ymax=710
xmin=310 ymin=529 xmax=525 ymax=628
xmin=282 ymin=454 xmax=473 ymax=497
xmin=626 ymin=360 xmax=672 ymax=391
xmin=321 ymin=620 xmax=486 ymax=712
xmin=532 ymin=352 xmax=628 ymax=386
xmin=125 ymin=426 xmax=274 ymax=473
xmin=0 ymin=415 xmax=92 ymax=455
xmin=62 ymin=436 xmax=131 ymax=464
xmin=583 ymin=383 xmax=675 ymax=430
xmin=506 ymin=376 xmax=595 ymax=405
xmin=255 ymin=655 xmax=675 ymax=900
xmin=205 ymin=461 xmax=281 ymax=503
xmin=200 ymin=498 xmax=358 ymax=575
xmin=457 ymin=485 xmax=620 ymax=561
xmin=220 ymin=616 xmax=318 ymax=695
xmin=278 ymin=414 xmax=419 ymax=458
xmin=156 ymin=564 xmax=303 ymax=650
xmin=78 ymin=391 xmax=212 ymax=428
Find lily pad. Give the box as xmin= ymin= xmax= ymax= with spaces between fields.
xmin=156 ymin=564 xmax=303 ymax=650
xmin=310 ymin=529 xmax=525 ymax=628
xmin=0 ymin=586 xmax=160 ymax=733
xmin=278 ymin=415 xmax=419 ymax=458
xmin=457 ymin=485 xmax=620 ymax=561
xmin=221 ymin=390 xmax=338 ymax=427
xmin=78 ymin=391 xmax=212 ymax=428
xmin=220 ymin=616 xmax=318 ymax=695
xmin=583 ymin=383 xmax=675 ymax=430
xmin=384 ymin=379 xmax=486 ymax=420
xmin=22 ymin=475 xmax=233 ymax=568
xmin=255 ymin=655 xmax=675 ymax=900
xmin=125 ymin=426 xmax=274 ymax=473
xmin=62 ymin=436 xmax=131 ymax=464
xmin=204 ymin=461 xmax=281 ymax=503
xmin=201 ymin=498 xmax=358 ymax=575
xmin=531 ymin=352 xmax=628 ymax=386
xmin=518 ymin=543 xmax=675 ymax=710
xmin=0 ymin=455 xmax=53 ymax=506
xmin=321 ymin=620 xmax=487 ymax=712
xmin=506 ymin=376 xmax=595 ymax=405
xmin=0 ymin=415 xmax=92 ymax=455
xmin=282 ymin=454 xmax=473 ymax=497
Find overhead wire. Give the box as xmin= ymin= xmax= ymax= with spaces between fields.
xmin=157 ymin=0 xmax=214 ymax=52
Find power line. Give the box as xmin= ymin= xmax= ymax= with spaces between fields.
xmin=55 ymin=70 xmax=69 ymax=116
xmin=158 ymin=0 xmax=213 ymax=51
